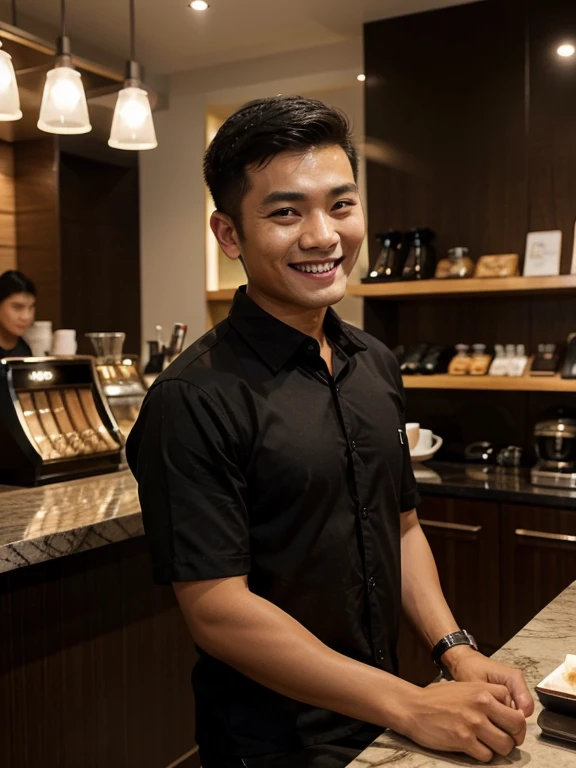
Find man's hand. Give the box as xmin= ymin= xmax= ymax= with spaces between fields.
xmin=442 ymin=645 xmax=534 ymax=717
xmin=402 ymin=681 xmax=527 ymax=763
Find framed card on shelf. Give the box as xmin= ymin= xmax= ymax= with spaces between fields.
xmin=523 ymin=230 xmax=562 ymax=277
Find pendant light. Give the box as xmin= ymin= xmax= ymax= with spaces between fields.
xmin=0 ymin=2 xmax=22 ymax=121
xmin=108 ymin=0 xmax=157 ymax=151
xmin=37 ymin=0 xmax=91 ymax=135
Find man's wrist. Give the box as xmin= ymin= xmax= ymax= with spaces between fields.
xmin=441 ymin=643 xmax=478 ymax=678
xmin=431 ymin=629 xmax=478 ymax=677
xmin=377 ymin=679 xmax=422 ymax=734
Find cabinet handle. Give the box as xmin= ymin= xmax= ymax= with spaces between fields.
xmin=515 ymin=528 xmax=576 ymax=544
xmin=420 ymin=519 xmax=482 ymax=533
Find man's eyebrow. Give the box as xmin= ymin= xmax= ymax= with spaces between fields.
xmin=260 ymin=183 xmax=359 ymax=208
xmin=261 ymin=191 xmax=307 ymax=206
xmin=330 ymin=183 xmax=359 ymax=196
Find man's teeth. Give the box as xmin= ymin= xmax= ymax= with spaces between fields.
xmin=293 ymin=261 xmax=336 ymax=274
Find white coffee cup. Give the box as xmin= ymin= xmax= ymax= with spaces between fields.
xmin=24 ymin=320 xmax=53 ymax=357
xmin=51 ymin=329 xmax=77 ymax=356
xmin=415 ymin=429 xmax=434 ymax=452
xmin=405 ymin=423 xmax=420 ymax=451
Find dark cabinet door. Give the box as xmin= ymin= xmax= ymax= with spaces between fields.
xmin=417 ymin=495 xmax=501 ymax=649
xmin=398 ymin=495 xmax=500 ymax=686
xmin=500 ymin=503 xmax=576 ymax=643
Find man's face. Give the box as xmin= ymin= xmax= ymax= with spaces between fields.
xmin=217 ymin=145 xmax=365 ymax=312
xmin=0 ymin=292 xmax=36 ymax=339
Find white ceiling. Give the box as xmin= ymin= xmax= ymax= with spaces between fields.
xmin=15 ymin=0 xmax=479 ymax=75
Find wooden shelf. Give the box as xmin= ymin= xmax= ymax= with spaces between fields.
xmin=346 ymin=275 xmax=576 ymax=300
xmin=206 ymin=288 xmax=236 ymax=301
xmin=207 ymin=276 xmax=576 ymax=302
xmin=403 ymin=374 xmax=576 ymax=392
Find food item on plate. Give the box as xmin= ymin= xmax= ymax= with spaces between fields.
xmin=562 ymin=654 xmax=576 ymax=687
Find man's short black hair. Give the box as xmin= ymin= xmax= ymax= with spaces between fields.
xmin=203 ymin=95 xmax=358 ymax=236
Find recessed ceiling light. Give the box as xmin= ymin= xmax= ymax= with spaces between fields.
xmin=557 ymin=43 xmax=575 ymax=57
xmin=357 ymin=74 xmax=366 ymax=82
xmin=189 ymin=1 xmax=209 ymax=10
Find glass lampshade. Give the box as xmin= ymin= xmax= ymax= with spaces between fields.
xmin=108 ymin=86 xmax=157 ymax=150
xmin=0 ymin=46 xmax=22 ymax=121
xmin=37 ymin=66 xmax=91 ymax=135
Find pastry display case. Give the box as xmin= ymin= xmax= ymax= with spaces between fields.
xmin=0 ymin=356 xmax=123 ymax=486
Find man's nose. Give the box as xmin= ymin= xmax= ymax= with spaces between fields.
xmin=299 ymin=211 xmax=339 ymax=251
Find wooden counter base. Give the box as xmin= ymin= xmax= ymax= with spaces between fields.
xmin=0 ymin=537 xmax=200 ymax=768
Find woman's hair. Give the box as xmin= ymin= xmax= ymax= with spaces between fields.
xmin=0 ymin=270 xmax=37 ymax=303
xmin=203 ymin=95 xmax=358 ymax=236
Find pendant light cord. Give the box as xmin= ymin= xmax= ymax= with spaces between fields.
xmin=11 ymin=0 xmax=17 ymax=26
xmin=130 ymin=0 xmax=136 ymax=61
xmin=61 ymin=0 xmax=66 ymax=38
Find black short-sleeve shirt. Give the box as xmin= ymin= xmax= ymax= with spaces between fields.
xmin=126 ymin=286 xmax=420 ymax=758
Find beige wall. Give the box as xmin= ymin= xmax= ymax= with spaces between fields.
xmin=139 ymin=40 xmax=366 ymax=358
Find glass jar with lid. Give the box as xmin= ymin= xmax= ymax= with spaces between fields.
xmin=435 ymin=246 xmax=475 ymax=279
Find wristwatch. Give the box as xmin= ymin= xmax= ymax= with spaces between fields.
xmin=431 ymin=629 xmax=478 ymax=674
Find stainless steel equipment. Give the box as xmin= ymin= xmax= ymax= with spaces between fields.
xmin=86 ymin=332 xmax=147 ymax=437
xmin=531 ymin=409 xmax=576 ymax=489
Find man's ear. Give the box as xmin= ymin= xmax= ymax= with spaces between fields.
xmin=210 ymin=212 xmax=242 ymax=261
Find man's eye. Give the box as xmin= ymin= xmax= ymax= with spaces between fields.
xmin=270 ymin=208 xmax=297 ymax=217
xmin=333 ymin=200 xmax=354 ymax=211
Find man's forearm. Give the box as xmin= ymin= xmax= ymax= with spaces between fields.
xmin=400 ymin=509 xmax=461 ymax=653
xmin=174 ymin=576 xmax=419 ymax=733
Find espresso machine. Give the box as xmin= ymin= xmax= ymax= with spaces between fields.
xmin=531 ymin=408 xmax=576 ymax=489
xmin=86 ymin=332 xmax=147 ymax=438
xmin=0 ymin=356 xmax=123 ymax=486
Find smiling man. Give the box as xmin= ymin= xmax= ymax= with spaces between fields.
xmin=127 ymin=96 xmax=532 ymax=768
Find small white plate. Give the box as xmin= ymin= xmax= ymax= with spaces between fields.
xmin=536 ymin=661 xmax=576 ymax=716
xmin=410 ymin=434 xmax=443 ymax=463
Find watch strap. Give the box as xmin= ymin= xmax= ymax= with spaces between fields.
xmin=431 ymin=629 xmax=478 ymax=668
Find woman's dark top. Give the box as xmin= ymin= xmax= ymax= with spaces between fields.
xmin=0 ymin=338 xmax=32 ymax=359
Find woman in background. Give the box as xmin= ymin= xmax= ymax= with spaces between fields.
xmin=0 ymin=270 xmax=36 ymax=359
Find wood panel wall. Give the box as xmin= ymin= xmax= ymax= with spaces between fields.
xmin=364 ymin=0 xmax=576 ymax=460
xmin=59 ymin=152 xmax=141 ymax=355
xmin=0 ymin=538 xmax=199 ymax=768
xmin=14 ymin=138 xmax=61 ymax=327
xmin=365 ymin=0 xmax=576 ymax=279
xmin=365 ymin=0 xmax=527 ymax=268
xmin=0 ymin=140 xmax=16 ymax=275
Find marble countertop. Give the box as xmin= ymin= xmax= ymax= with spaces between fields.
xmin=416 ymin=462 xmax=576 ymax=510
xmin=0 ymin=470 xmax=142 ymax=573
xmin=1 ymin=461 xmax=575 ymax=575
xmin=346 ymin=580 xmax=576 ymax=767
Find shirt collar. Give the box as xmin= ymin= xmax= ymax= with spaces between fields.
xmin=228 ymin=285 xmax=367 ymax=374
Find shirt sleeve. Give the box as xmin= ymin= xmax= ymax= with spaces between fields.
xmin=127 ymin=378 xmax=251 ymax=584
xmin=399 ymin=420 xmax=421 ymax=512
xmin=386 ymin=349 xmax=421 ymax=513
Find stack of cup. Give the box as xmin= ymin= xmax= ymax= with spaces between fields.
xmin=51 ymin=329 xmax=77 ymax=356
xmin=24 ymin=321 xmax=53 ymax=357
